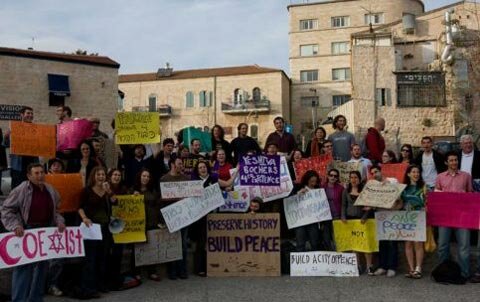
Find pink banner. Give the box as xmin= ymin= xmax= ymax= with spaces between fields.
xmin=427 ymin=192 xmax=480 ymax=230
xmin=0 ymin=227 xmax=84 ymax=269
xmin=57 ymin=119 xmax=93 ymax=151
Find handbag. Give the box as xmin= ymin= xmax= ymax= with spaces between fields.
xmin=425 ymin=226 xmax=436 ymax=253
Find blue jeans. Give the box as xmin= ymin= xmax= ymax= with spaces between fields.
xmin=12 ymin=261 xmax=48 ymax=302
xmin=437 ymin=227 xmax=470 ymax=278
xmin=167 ymin=227 xmax=188 ymax=278
xmin=378 ymin=241 xmax=398 ymax=270
xmin=295 ymin=223 xmax=320 ymax=252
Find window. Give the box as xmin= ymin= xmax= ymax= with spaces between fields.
xmin=397 ymin=72 xmax=446 ymax=107
xmin=375 ymin=88 xmax=391 ymax=106
xmin=234 ymin=88 xmax=244 ymax=105
xmin=331 ymin=42 xmax=350 ymax=54
xmin=117 ymin=95 xmax=124 ymax=111
xmin=249 ymin=124 xmax=259 ymax=141
xmin=185 ymin=91 xmax=194 ymax=108
xmin=209 ymin=91 xmax=213 ymax=106
xmin=332 ymin=68 xmax=351 ymax=81
xmin=148 ymin=94 xmax=157 ymax=112
xmin=300 ymin=70 xmax=318 ymax=83
xmin=49 ymin=95 xmax=65 ymax=107
xmin=301 ymin=96 xmax=319 ymax=107
xmin=252 ymin=87 xmax=261 ymax=102
xmin=300 ymin=44 xmax=319 ymax=56
xmin=364 ymin=13 xmax=384 ymax=25
xmin=332 ymin=95 xmax=351 ymax=107
xmin=331 ymin=16 xmax=350 ymax=28
xmin=300 ymin=19 xmax=318 ymax=30
xmin=199 ymin=91 xmax=207 ymax=107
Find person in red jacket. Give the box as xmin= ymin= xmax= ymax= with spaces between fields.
xmin=365 ymin=117 xmax=386 ymax=164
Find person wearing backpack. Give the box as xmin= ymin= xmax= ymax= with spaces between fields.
xmin=364 ymin=117 xmax=385 ymax=164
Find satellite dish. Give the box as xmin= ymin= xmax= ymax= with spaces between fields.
xmin=108 ymin=217 xmax=125 ymax=234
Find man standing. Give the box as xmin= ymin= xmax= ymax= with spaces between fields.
xmin=414 ymin=136 xmax=446 ymax=191
xmin=55 ymin=106 xmax=73 ymax=124
xmin=1 ymin=164 xmax=65 ymax=302
xmin=435 ymin=151 xmax=473 ymax=279
xmin=183 ymin=139 xmax=205 ymax=175
xmin=151 ymin=138 xmax=177 ymax=186
xmin=348 ymin=144 xmax=372 ymax=181
xmin=231 ymin=123 xmax=261 ymax=164
xmin=364 ymin=117 xmax=386 ymax=164
xmin=264 ymin=116 xmax=297 ymax=156
xmin=122 ymin=144 xmax=151 ymax=187
xmin=329 ymin=115 xmax=355 ymax=162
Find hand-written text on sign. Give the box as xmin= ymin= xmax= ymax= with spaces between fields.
xmin=239 ymin=155 xmax=280 ymax=186
xmin=332 ymin=161 xmax=361 ymax=184
xmin=354 ymin=180 xmax=406 ymax=209
xmin=283 ymin=189 xmax=332 ymax=229
xmin=134 ymin=229 xmax=182 ymax=266
xmin=160 ymin=180 xmax=204 ymax=199
xmin=10 ymin=121 xmax=56 ymax=158
xmin=294 ymin=155 xmax=333 ymax=184
xmin=115 ymin=112 xmax=160 ymax=145
xmin=333 ymin=219 xmax=379 ymax=253
xmin=219 ymin=189 xmax=250 ymax=213
xmin=375 ymin=211 xmax=426 ymax=242
xmin=112 ymin=195 xmax=146 ymax=244
xmin=290 ymin=251 xmax=359 ymax=277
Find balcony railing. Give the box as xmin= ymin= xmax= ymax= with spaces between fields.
xmin=221 ymin=99 xmax=271 ymax=114
xmin=131 ymin=105 xmax=172 ymax=117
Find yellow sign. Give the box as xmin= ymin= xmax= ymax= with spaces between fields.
xmin=333 ymin=219 xmax=378 ymax=253
xmin=112 ymin=195 xmax=146 ymax=243
xmin=115 ymin=112 xmax=160 ymax=145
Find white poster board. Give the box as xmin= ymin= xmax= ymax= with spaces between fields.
xmin=290 ymin=251 xmax=359 ymax=277
xmin=375 ymin=211 xmax=426 ymax=242
xmin=160 ymin=180 xmax=204 ymax=199
xmin=283 ymin=189 xmax=332 ymax=229
xmin=134 ymin=229 xmax=182 ymax=266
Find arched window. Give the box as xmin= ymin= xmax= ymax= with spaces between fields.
xmin=234 ymin=88 xmax=243 ymax=106
xmin=199 ymin=91 xmax=207 ymax=107
xmin=148 ymin=94 xmax=157 ymax=112
xmin=252 ymin=87 xmax=261 ymax=103
xmin=186 ymin=91 xmax=194 ymax=108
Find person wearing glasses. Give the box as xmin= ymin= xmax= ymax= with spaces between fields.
xmin=321 ymin=168 xmax=344 ymax=250
xmin=322 ymin=140 xmax=334 ymax=157
xmin=398 ymin=144 xmax=414 ymax=164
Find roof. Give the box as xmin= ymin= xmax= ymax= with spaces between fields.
xmin=287 ymin=0 xmax=425 ymax=12
xmin=0 ymin=47 xmax=120 ymax=68
xmin=119 ymin=65 xmax=288 ymax=83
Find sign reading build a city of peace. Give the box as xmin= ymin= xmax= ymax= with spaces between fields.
xmin=207 ymin=213 xmax=281 ymax=277
xmin=115 ymin=112 xmax=160 ymax=144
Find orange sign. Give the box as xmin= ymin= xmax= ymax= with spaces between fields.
xmin=45 ymin=173 xmax=84 ymax=213
xmin=294 ymin=154 xmax=333 ymax=184
xmin=368 ymin=163 xmax=409 ymax=183
xmin=10 ymin=121 xmax=56 ymax=158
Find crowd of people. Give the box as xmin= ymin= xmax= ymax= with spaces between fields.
xmin=0 ymin=106 xmax=479 ymax=301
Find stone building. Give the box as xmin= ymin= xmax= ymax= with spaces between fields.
xmin=345 ymin=0 xmax=480 ymax=149
xmin=288 ymin=0 xmax=424 ymax=138
xmin=118 ymin=65 xmax=291 ymax=147
xmin=0 ymin=47 xmax=120 ymax=132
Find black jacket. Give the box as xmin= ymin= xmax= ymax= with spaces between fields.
xmin=458 ymin=150 xmax=480 ymax=179
xmin=414 ymin=150 xmax=447 ymax=174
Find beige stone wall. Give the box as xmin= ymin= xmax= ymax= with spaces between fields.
xmin=119 ymin=71 xmax=290 ymax=147
xmin=0 ymin=55 xmax=118 ymax=133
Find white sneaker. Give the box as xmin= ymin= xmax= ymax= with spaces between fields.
xmin=386 ymin=269 xmax=396 ymax=277
xmin=373 ymin=268 xmax=386 ymax=276
xmin=48 ymin=286 xmax=63 ymax=297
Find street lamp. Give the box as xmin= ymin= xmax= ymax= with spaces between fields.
xmin=309 ymin=88 xmax=317 ymax=130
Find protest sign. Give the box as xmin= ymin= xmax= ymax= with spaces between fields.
xmin=207 ymin=213 xmax=281 ymax=277
xmin=333 ymin=219 xmax=379 ymax=253
xmin=332 ymin=161 xmax=361 ymax=184
xmin=354 ymin=180 xmax=406 ymax=209
xmin=56 ymin=119 xmax=93 ymax=151
xmin=219 ymin=189 xmax=250 ymax=213
xmin=239 ymin=155 xmax=281 ymax=186
xmin=0 ymin=227 xmax=84 ymax=269
xmin=161 ymin=183 xmax=225 ymax=233
xmin=112 ymin=195 xmax=146 ymax=243
xmin=294 ymin=154 xmax=333 ymax=183
xmin=375 ymin=211 xmax=426 ymax=241
xmin=160 ymin=180 xmax=204 ymax=199
xmin=427 ymin=192 xmax=480 ymax=230
xmin=182 ymin=127 xmax=212 ymax=152
xmin=79 ymin=223 xmax=103 ymax=240
xmin=115 ymin=112 xmax=160 ymax=145
xmin=283 ymin=189 xmax=332 ymax=229
xmin=0 ymin=104 xmax=23 ymax=121
xmin=45 ymin=173 xmax=84 ymax=213
xmin=134 ymin=229 xmax=182 ymax=266
xmin=10 ymin=121 xmax=56 ymax=158
xmin=367 ymin=163 xmax=409 ymax=183
xmin=290 ymin=251 xmax=359 ymax=277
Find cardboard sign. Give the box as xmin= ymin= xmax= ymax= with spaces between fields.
xmin=134 ymin=229 xmax=182 ymax=266
xmin=239 ymin=155 xmax=281 ymax=186
xmin=294 ymin=154 xmax=333 ymax=183
xmin=161 ymin=183 xmax=225 ymax=233
xmin=56 ymin=119 xmax=93 ymax=151
xmin=0 ymin=104 xmax=23 ymax=121
xmin=290 ymin=251 xmax=359 ymax=277
xmin=0 ymin=227 xmax=84 ymax=269
xmin=112 ymin=195 xmax=146 ymax=244
xmin=10 ymin=121 xmax=56 ymax=158
xmin=207 ymin=213 xmax=281 ymax=277
xmin=354 ymin=180 xmax=407 ymax=209
xmin=375 ymin=211 xmax=426 ymax=242
xmin=332 ymin=161 xmax=361 ymax=184
xmin=160 ymin=180 xmax=204 ymax=199
xmin=333 ymin=219 xmax=379 ymax=253
xmin=115 ymin=112 xmax=160 ymax=145
xmin=283 ymin=189 xmax=332 ymax=229
xmin=45 ymin=173 xmax=84 ymax=213
xmin=219 ymin=189 xmax=250 ymax=213
xmin=427 ymin=192 xmax=480 ymax=230
xmin=368 ymin=163 xmax=409 ymax=183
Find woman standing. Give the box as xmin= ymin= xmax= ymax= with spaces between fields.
xmin=287 ymin=148 xmax=304 ymax=184
xmin=320 ymin=168 xmax=343 ymax=251
xmin=67 ymin=141 xmax=100 ymax=186
xmin=398 ymin=144 xmax=414 ymax=164
xmin=305 ymin=127 xmax=327 ymax=158
xmin=341 ymin=171 xmax=374 ymax=275
xmin=211 ymin=125 xmax=233 ymax=162
xmin=382 ymin=150 xmax=398 ymax=164
xmin=78 ymin=167 xmax=113 ymax=298
xmin=211 ymin=149 xmax=233 ymax=190
xmin=401 ymin=164 xmax=426 ymax=279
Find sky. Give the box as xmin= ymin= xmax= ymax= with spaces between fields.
xmin=0 ymin=0 xmax=466 ymax=74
